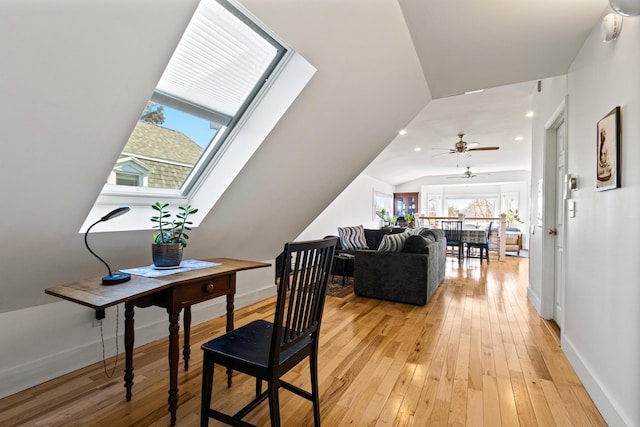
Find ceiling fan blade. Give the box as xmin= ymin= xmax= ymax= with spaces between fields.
xmin=446 ymin=174 xmax=476 ymax=179
xmin=467 ymin=146 xmax=499 ymax=151
xmin=432 ymin=151 xmax=450 ymax=158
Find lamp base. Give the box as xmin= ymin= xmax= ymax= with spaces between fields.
xmin=102 ymin=272 xmax=131 ymax=285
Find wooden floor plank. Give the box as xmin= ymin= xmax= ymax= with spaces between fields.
xmin=0 ymin=256 xmax=608 ymax=427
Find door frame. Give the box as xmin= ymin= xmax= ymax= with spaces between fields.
xmin=540 ymin=96 xmax=568 ymax=322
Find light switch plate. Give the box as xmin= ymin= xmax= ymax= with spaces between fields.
xmin=568 ymin=199 xmax=576 ymax=218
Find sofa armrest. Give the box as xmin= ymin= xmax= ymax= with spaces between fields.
xmin=354 ymin=250 xmax=430 ymax=305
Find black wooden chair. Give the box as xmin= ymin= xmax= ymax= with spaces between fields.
xmin=200 ymin=237 xmax=338 ymax=427
xmin=466 ymin=221 xmax=491 ymax=263
xmin=442 ymin=220 xmax=463 ymax=260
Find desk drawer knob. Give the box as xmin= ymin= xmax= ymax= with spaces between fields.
xmin=204 ymin=284 xmax=215 ymax=294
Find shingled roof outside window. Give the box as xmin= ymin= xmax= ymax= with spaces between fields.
xmin=107 ymin=0 xmax=286 ymax=193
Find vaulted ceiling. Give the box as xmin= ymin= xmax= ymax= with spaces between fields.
xmin=363 ymin=0 xmax=609 ymax=184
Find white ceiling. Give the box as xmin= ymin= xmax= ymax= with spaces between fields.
xmin=365 ymin=0 xmax=609 ymax=185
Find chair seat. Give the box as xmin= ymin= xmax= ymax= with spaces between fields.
xmin=201 ymin=237 xmax=337 ymax=427
xmin=202 ymin=320 xmax=314 ymax=375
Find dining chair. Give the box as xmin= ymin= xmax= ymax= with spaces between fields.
xmin=200 ymin=237 xmax=338 ymax=427
xmin=441 ymin=220 xmax=463 ymax=260
xmin=488 ymin=222 xmax=501 ymax=260
xmin=466 ymin=221 xmax=491 ymax=263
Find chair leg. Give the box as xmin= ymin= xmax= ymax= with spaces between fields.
xmin=200 ymin=354 xmax=214 ymax=427
xmin=268 ymin=380 xmax=281 ymax=427
xmin=256 ymin=377 xmax=262 ymax=398
xmin=310 ymin=352 xmax=321 ymax=427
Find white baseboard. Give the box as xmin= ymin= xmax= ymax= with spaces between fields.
xmin=562 ymin=334 xmax=631 ymax=427
xmin=0 ymin=285 xmax=276 ymax=399
xmin=527 ymin=286 xmax=542 ymax=313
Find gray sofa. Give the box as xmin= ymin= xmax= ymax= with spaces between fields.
xmin=354 ymin=228 xmax=446 ymax=306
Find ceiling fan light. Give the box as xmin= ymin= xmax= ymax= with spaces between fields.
xmin=609 ymin=0 xmax=640 ymax=16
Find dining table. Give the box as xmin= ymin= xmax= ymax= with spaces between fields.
xmin=460 ymin=227 xmax=489 ymax=244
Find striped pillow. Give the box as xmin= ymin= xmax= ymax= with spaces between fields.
xmin=406 ymin=227 xmax=425 ymax=236
xmin=377 ymin=231 xmax=409 ymax=252
xmin=337 ymin=225 xmax=368 ymax=250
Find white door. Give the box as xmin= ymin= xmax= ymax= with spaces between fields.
xmin=553 ymin=121 xmax=566 ymax=329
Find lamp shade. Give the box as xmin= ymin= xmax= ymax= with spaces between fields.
xmin=609 ymin=0 xmax=640 ymax=16
xmin=85 ymin=206 xmax=132 ymax=285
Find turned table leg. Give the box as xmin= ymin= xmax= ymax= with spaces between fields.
xmin=124 ymin=302 xmax=135 ymax=401
xmin=167 ymin=310 xmax=180 ymax=426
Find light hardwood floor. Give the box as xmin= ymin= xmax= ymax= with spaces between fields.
xmin=0 ymin=256 xmax=607 ymax=426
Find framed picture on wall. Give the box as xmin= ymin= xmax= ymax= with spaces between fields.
xmin=596 ymin=106 xmax=621 ymax=191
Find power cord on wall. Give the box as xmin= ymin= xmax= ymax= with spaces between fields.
xmin=99 ymin=305 xmax=119 ymax=378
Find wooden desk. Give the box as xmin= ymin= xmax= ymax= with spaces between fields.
xmin=45 ymin=258 xmax=270 ymax=426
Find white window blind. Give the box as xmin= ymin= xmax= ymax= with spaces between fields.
xmin=155 ymin=0 xmax=279 ymax=118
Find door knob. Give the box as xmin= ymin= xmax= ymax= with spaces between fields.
xmin=548 ymin=229 xmax=557 ymax=235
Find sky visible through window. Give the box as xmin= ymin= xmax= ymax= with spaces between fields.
xmin=160 ymin=105 xmax=218 ymax=148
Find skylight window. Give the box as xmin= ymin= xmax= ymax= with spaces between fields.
xmin=83 ymin=0 xmax=317 ymax=233
xmin=107 ymin=0 xmax=285 ymax=193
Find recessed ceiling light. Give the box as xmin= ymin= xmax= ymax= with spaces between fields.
xmin=414 ymin=147 xmax=421 ymax=152
xmin=515 ymin=136 xmax=524 ymax=141
xmin=399 ymin=129 xmax=407 ymax=135
xmin=525 ymin=111 xmax=534 ymax=118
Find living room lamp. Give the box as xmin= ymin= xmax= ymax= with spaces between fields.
xmin=84 ymin=206 xmax=132 ymax=285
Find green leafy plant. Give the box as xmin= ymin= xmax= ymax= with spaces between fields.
xmin=391 ymin=215 xmax=399 ymax=225
xmin=151 ymin=202 xmax=198 ymax=248
xmin=376 ymin=208 xmax=387 ymax=220
xmin=405 ymin=212 xmax=415 ymax=225
xmin=506 ymin=208 xmax=522 ymax=227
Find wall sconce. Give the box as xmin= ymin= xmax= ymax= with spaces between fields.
xmin=609 ymin=0 xmax=640 ymax=16
xmin=84 ymin=206 xmax=131 ymax=285
xmin=601 ymin=13 xmax=623 ymax=42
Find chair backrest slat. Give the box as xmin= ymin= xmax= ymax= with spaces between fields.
xmin=273 ymin=237 xmax=337 ymax=363
xmin=442 ymin=220 xmax=463 ymax=242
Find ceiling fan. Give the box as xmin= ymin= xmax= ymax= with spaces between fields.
xmin=447 ymin=166 xmax=480 ymax=179
xmin=433 ymin=133 xmax=500 ymax=155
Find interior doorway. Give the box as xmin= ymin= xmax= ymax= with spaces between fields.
xmin=541 ymin=98 xmax=568 ymax=330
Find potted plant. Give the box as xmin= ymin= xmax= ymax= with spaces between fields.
xmin=376 ymin=208 xmax=390 ymax=226
xmin=505 ymin=208 xmax=523 ymax=229
xmin=405 ymin=212 xmax=415 ymax=227
xmin=151 ymin=202 xmax=198 ymax=268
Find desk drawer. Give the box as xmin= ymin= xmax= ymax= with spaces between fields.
xmin=180 ymin=276 xmax=232 ymax=304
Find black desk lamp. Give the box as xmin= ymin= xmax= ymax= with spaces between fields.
xmin=84 ymin=206 xmax=131 ymax=285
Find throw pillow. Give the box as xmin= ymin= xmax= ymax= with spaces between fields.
xmin=402 ymin=235 xmax=430 ymax=254
xmin=422 ymin=234 xmax=436 ymax=245
xmin=337 ymin=225 xmax=368 ymax=250
xmin=377 ymin=232 xmax=409 ymax=252
xmin=406 ymin=227 xmax=425 ymax=236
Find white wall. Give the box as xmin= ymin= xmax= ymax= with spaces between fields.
xmin=528 ymin=74 xmax=568 ymax=312
xmin=529 ymin=15 xmax=640 ymax=427
xmin=0 ymin=0 xmax=429 ymax=398
xmin=297 ymin=174 xmax=395 ymax=241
